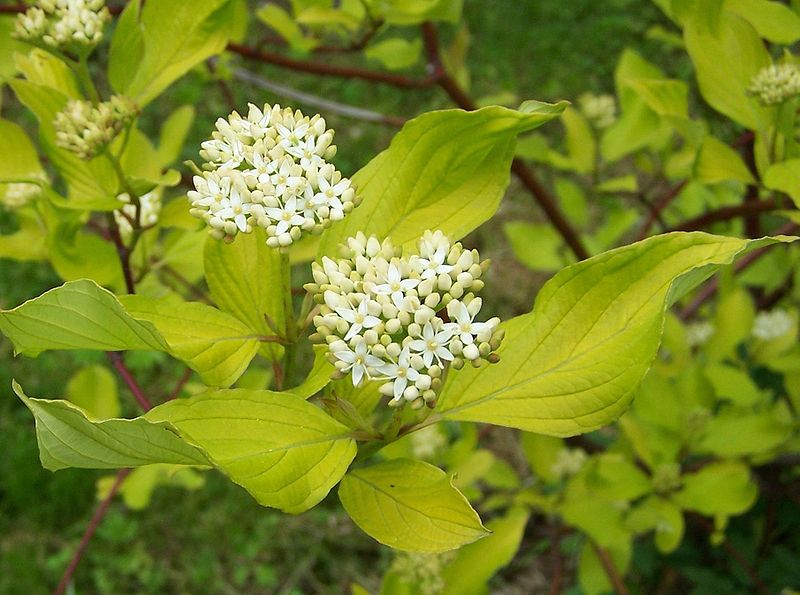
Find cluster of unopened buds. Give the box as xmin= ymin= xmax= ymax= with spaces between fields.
xmin=752 ymin=308 xmax=794 ymax=341
xmin=53 ymin=95 xmax=137 ymax=160
xmin=305 ymin=231 xmax=504 ymax=409
xmin=578 ymin=92 xmax=616 ymax=129
xmin=1 ymin=176 xmax=47 ymax=210
xmin=13 ymin=0 xmax=110 ymax=51
xmin=113 ymin=191 xmax=162 ymax=243
xmin=188 ymin=104 xmax=360 ymax=248
xmin=747 ymin=63 xmax=800 ymax=106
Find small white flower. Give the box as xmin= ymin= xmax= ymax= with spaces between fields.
xmin=334 ymin=340 xmax=384 ymax=386
xmin=286 ymin=137 xmax=325 ymax=170
xmin=315 ymin=175 xmax=350 ymax=211
xmin=336 ymin=299 xmax=382 ymax=341
xmin=374 ymin=263 xmax=420 ymax=306
xmin=414 ymin=246 xmax=453 ymax=280
xmin=445 ymin=301 xmax=491 ymax=345
xmin=266 ymin=196 xmax=305 ymax=235
xmin=379 ymin=348 xmax=421 ymax=401
xmin=277 ymin=121 xmax=310 ymax=149
xmin=410 ymin=322 xmax=454 ymax=367
xmin=215 ymin=187 xmax=251 ymax=232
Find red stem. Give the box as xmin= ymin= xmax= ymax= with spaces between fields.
xmin=636 ymin=181 xmax=686 ymax=240
xmin=106 ymin=352 xmax=153 ymax=411
xmin=671 ymin=198 xmax=783 ymax=232
xmin=680 ymin=221 xmax=799 ymax=319
xmin=591 ymin=542 xmax=630 ymax=595
xmin=227 ymin=42 xmax=439 ymax=89
xmin=53 ymin=468 xmax=131 ymax=595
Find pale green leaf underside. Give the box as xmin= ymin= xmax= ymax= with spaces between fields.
xmin=318 ymin=103 xmax=567 ymax=255
xmin=145 ymin=389 xmax=357 ymax=514
xmin=338 ymin=458 xmax=488 ymax=552
xmin=14 ymin=381 xmax=208 ymax=471
xmin=437 ymin=232 xmax=796 ymax=436
xmin=119 ymin=294 xmax=260 ymax=387
xmin=0 ymin=279 xmax=166 ymax=356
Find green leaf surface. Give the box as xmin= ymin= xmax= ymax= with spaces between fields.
xmin=0 ymin=118 xmax=46 ymax=202
xmin=14 ymin=382 xmax=209 ymax=471
xmin=365 ymin=38 xmax=422 ymax=71
xmin=684 ymin=10 xmax=770 ymax=129
xmin=146 ymin=388 xmax=357 ymax=513
xmin=318 ymin=103 xmax=567 ymax=255
xmin=0 ymin=279 xmax=166 ymax=357
xmin=437 ymin=232 xmax=796 ymax=435
xmin=66 ymin=365 xmax=120 ymax=419
xmin=115 ymin=0 xmax=234 ymax=105
xmin=694 ymin=136 xmax=754 ymax=184
xmin=441 ymin=507 xmax=530 ymax=595
xmin=727 ymin=0 xmax=800 ymax=43
xmin=560 ymin=107 xmax=595 ymax=174
xmin=675 ymin=461 xmax=758 ymax=517
xmin=118 ymin=294 xmax=260 ymax=387
xmin=764 ymin=159 xmax=800 ymax=208
xmin=338 ymin=458 xmax=488 ymax=552
xmin=204 ymin=229 xmax=287 ymax=353
xmin=696 ymin=406 xmax=792 ymax=455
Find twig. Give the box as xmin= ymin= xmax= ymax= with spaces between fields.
xmin=159 ymin=265 xmax=214 ymax=305
xmin=167 ymin=367 xmax=192 ymax=401
xmin=679 ymin=221 xmax=799 ymax=319
xmin=548 ymin=525 xmax=565 ymax=595
xmin=54 ymin=468 xmax=131 ymax=595
xmin=106 ymin=213 xmax=136 ymax=295
xmin=419 ymin=22 xmax=591 ymax=261
xmin=231 ymin=67 xmax=405 ymax=127
xmin=207 ymin=59 xmax=236 ymax=112
xmin=106 ymin=352 xmax=153 ymax=411
xmin=670 ymin=198 xmax=783 ymax=232
xmin=690 ymin=515 xmax=770 ymax=595
xmin=636 ymin=181 xmax=686 ymax=240
xmin=591 ymin=542 xmax=630 ymax=595
xmin=227 ymin=42 xmax=439 ymax=89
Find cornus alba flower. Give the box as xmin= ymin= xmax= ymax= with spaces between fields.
xmin=306 ymin=230 xmax=504 ymax=408
xmin=0 ymin=175 xmax=47 ymax=210
xmin=14 ymin=0 xmax=110 ymax=51
xmin=188 ymin=103 xmax=360 ymax=248
xmin=578 ymin=92 xmax=617 ymax=129
xmin=752 ymin=309 xmax=794 ymax=341
xmin=113 ymin=190 xmax=162 ymax=243
xmin=747 ymin=63 xmax=800 ymax=106
xmin=53 ymin=95 xmax=137 ymax=160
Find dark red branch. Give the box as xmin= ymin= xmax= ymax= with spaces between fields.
xmin=227 ymin=42 xmax=439 ymax=89
xmin=54 ymin=468 xmax=131 ymax=595
xmin=680 ymin=222 xmax=799 ymax=319
xmin=167 ymin=367 xmax=192 ymax=401
xmin=636 ymin=181 xmax=687 ymax=240
xmin=591 ymin=542 xmax=630 ymax=595
xmin=106 ymin=352 xmax=153 ymax=411
xmin=671 ymin=198 xmax=784 ymax=232
xmin=419 ymin=22 xmax=591 ymax=261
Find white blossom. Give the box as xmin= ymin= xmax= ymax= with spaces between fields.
xmin=748 ymin=64 xmax=800 ymax=106
xmin=306 ymin=231 xmax=503 ymax=407
xmin=332 ymin=340 xmax=384 ymax=386
xmin=14 ymin=0 xmax=110 ymax=51
xmin=752 ymin=309 xmax=794 ymax=341
xmin=190 ymin=103 xmax=358 ymax=247
xmin=113 ymin=190 xmax=162 ymax=242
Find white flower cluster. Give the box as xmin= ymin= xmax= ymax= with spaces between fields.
xmin=748 ymin=64 xmax=800 ymax=106
xmin=0 ymin=179 xmax=46 ymax=210
xmin=13 ymin=0 xmax=110 ymax=51
xmin=752 ymin=309 xmax=794 ymax=341
xmin=53 ymin=95 xmax=137 ymax=160
xmin=188 ymin=104 xmax=360 ymax=248
xmin=306 ymin=231 xmax=504 ymax=408
xmin=551 ymin=447 xmax=587 ymax=479
xmin=113 ymin=191 xmax=162 ymax=242
xmin=686 ymin=320 xmax=714 ymax=348
xmin=578 ymin=92 xmax=616 ymax=129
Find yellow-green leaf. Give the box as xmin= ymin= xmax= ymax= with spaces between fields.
xmin=318 ymin=102 xmax=567 ymax=255
xmin=14 ymin=381 xmax=209 ymax=471
xmin=338 ymin=458 xmax=488 ymax=552
xmin=146 ymin=388 xmax=357 ymax=513
xmin=437 ymin=232 xmax=796 ymax=436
